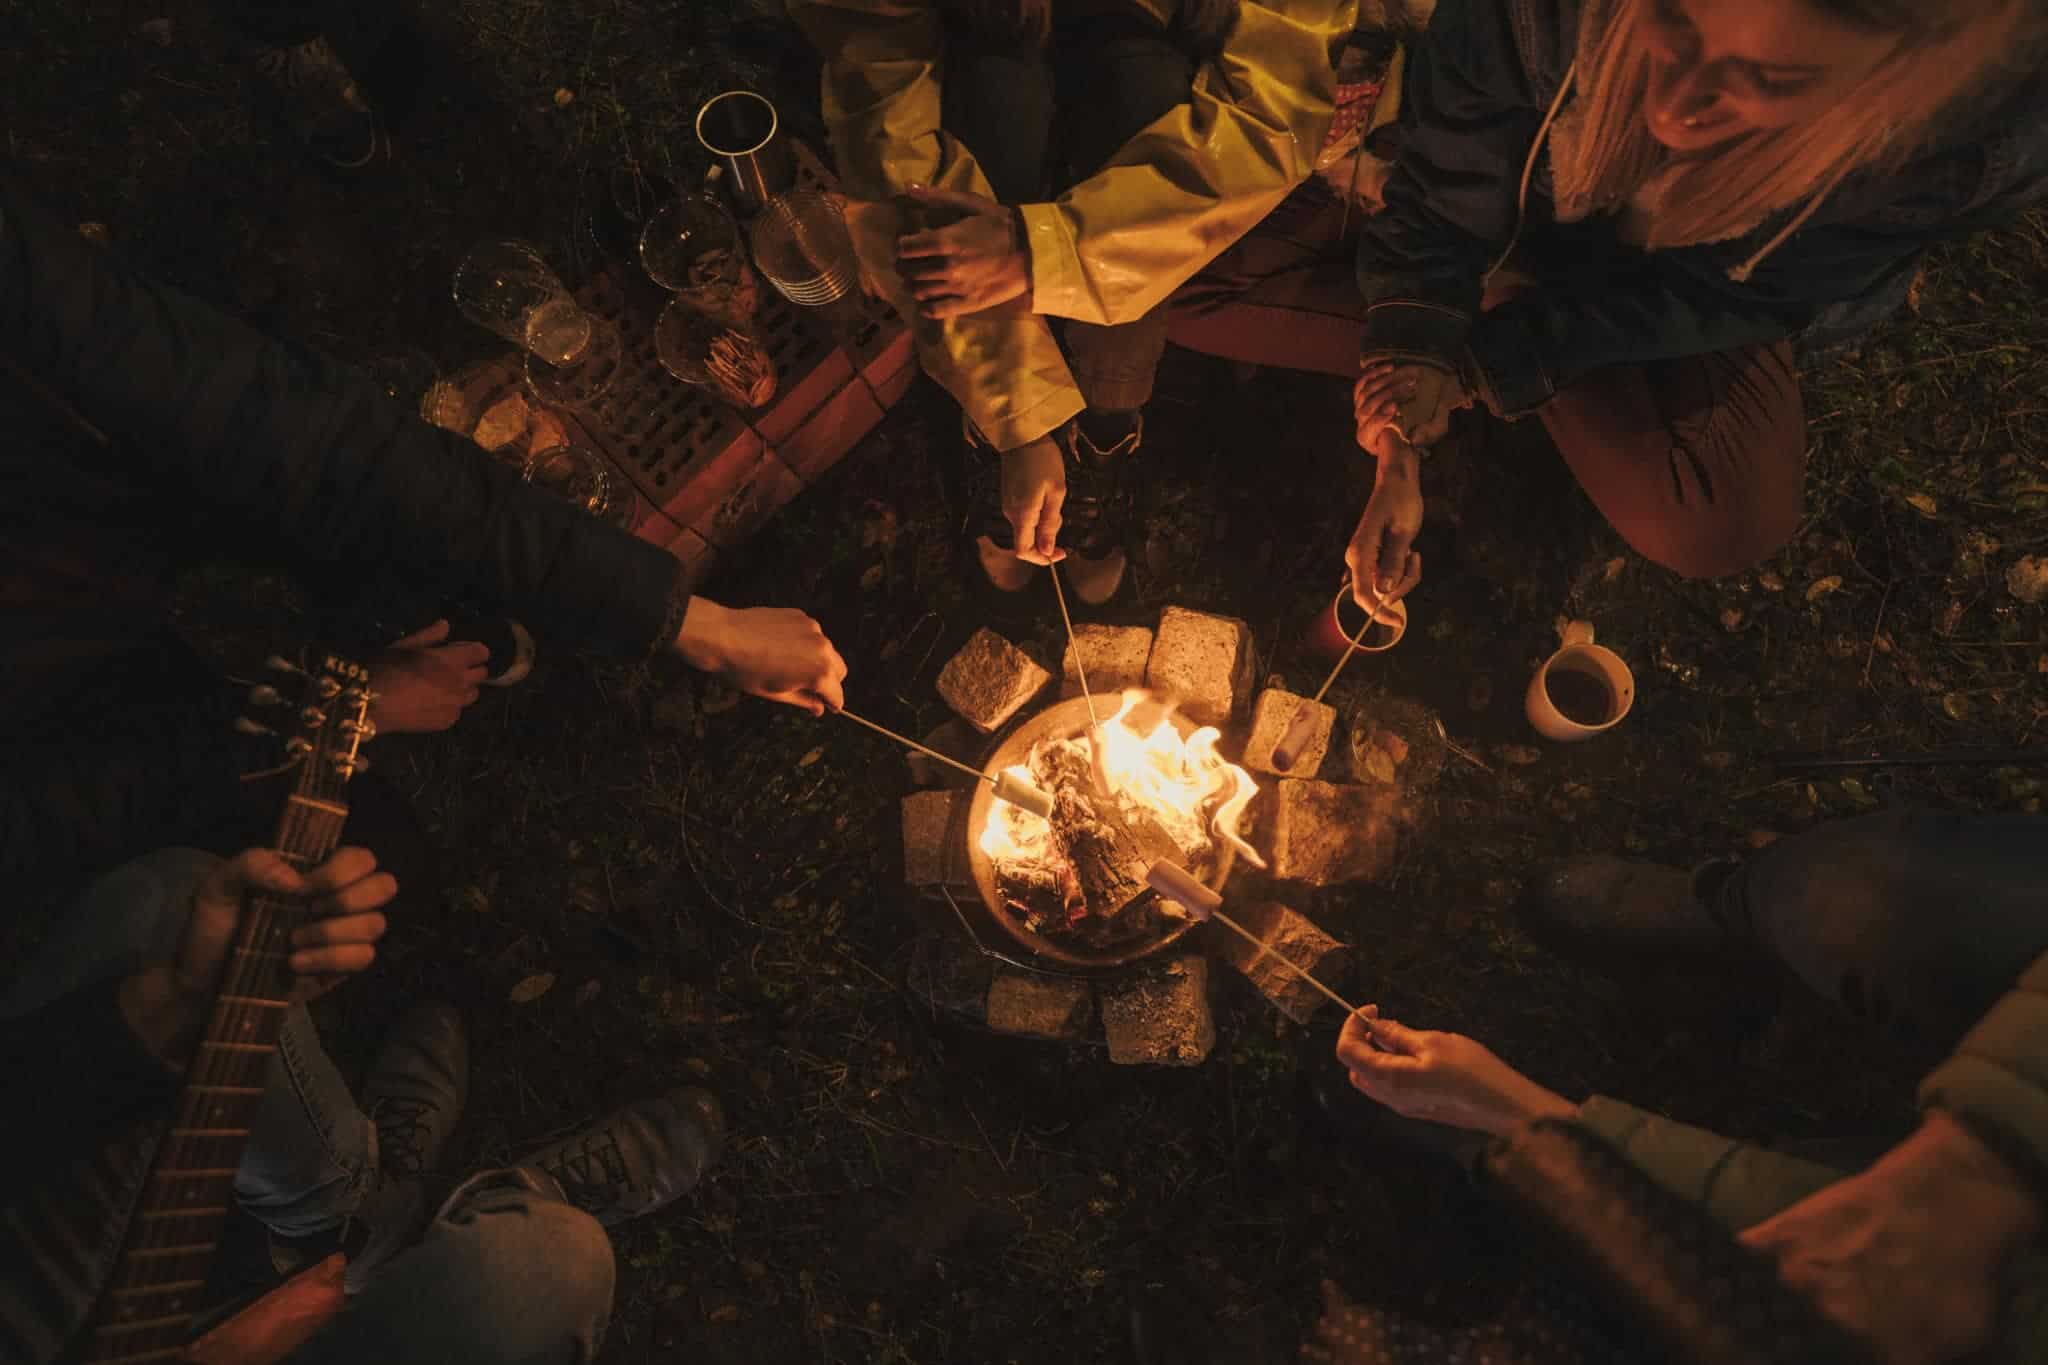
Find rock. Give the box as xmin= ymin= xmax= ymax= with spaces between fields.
xmin=1266 ymin=779 xmax=1404 ymax=886
xmin=1216 ymin=902 xmax=1351 ymax=1023
xmin=901 ymin=790 xmax=971 ymax=889
xmin=1145 ymin=606 xmax=1255 ymax=727
xmin=1061 ymin=625 xmax=1154 ymax=701
xmin=1100 ymin=954 xmax=1214 ymax=1065
xmin=1242 ymin=687 xmax=1335 ymax=778
xmin=985 ymin=969 xmax=1095 ymax=1040
xmin=937 ymin=628 xmax=1051 ymax=733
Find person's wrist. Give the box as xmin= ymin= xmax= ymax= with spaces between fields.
xmin=673 ymin=596 xmax=732 ymax=674
xmin=1370 ymin=430 xmax=1422 ymax=473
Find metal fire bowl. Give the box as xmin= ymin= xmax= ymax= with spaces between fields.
xmin=964 ymin=695 xmax=1233 ymax=972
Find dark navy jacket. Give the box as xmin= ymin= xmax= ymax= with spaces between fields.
xmin=1357 ymin=0 xmax=2048 ymax=415
xmin=0 ymin=171 xmax=688 ymax=891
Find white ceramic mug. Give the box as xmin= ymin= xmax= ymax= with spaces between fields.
xmin=1525 ymin=621 xmax=1634 ymax=741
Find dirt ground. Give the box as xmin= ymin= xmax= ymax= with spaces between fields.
xmin=8 ymin=2 xmax=2047 ymax=1361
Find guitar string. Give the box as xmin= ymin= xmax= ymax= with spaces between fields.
xmin=103 ymin=677 xmax=357 ymax=1354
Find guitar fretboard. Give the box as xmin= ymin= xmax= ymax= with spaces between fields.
xmin=79 ymin=790 xmax=351 ymax=1361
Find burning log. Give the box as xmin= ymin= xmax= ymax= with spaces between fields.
xmin=1041 ymin=745 xmax=1184 ymax=918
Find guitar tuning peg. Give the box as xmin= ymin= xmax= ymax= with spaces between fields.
xmin=233 ymin=717 xmax=277 ymax=737
xmin=247 ymin=684 xmax=284 ymax=708
xmin=265 ymin=655 xmax=305 ymax=676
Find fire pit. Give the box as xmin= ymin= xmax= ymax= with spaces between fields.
xmin=964 ymin=693 xmax=1261 ymax=971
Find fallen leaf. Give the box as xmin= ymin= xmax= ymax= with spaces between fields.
xmin=2007 ymin=555 xmax=2048 ymax=606
xmin=798 ymin=746 xmax=825 ymax=768
xmin=450 ymin=885 xmax=491 ymax=914
xmin=553 ymin=87 xmax=576 ymax=107
xmin=575 ymin=979 xmax=603 ymax=1006
xmin=1719 ymin=608 xmax=1744 ymax=631
xmin=137 ymin=17 xmax=174 ymax=46
xmin=707 ymin=1304 xmax=741 ymax=1325
xmin=1759 ymin=571 xmax=1786 ymax=592
xmin=1360 ymin=748 xmax=1397 ymax=783
xmin=859 ymin=563 xmax=885 ymax=591
xmin=1602 ymin=557 xmax=1628 ymax=583
xmin=77 ymin=221 xmax=110 ymax=244
xmin=1377 ymin=732 xmax=1410 ymax=765
xmin=1805 ymin=574 xmax=1844 ymax=602
xmin=683 ymin=1056 xmax=714 ymax=1077
xmin=1702 ymin=751 xmax=1735 ymax=770
xmin=1941 ymin=692 xmax=1971 ymax=722
xmin=1499 ymin=744 xmax=1542 ymax=767
xmin=1904 ymin=492 xmax=1939 ymax=518
xmin=1747 ymin=830 xmax=1781 ymax=849
xmin=1936 ymin=600 xmax=1967 ymax=637
xmin=509 ymin=972 xmax=556 ymax=1005
xmin=1839 ymin=778 xmax=1879 ymax=808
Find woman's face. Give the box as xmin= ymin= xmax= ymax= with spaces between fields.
xmin=1640 ymin=0 xmax=1896 ymax=152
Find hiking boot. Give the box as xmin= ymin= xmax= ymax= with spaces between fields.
xmin=513 ymin=1087 xmax=726 ymax=1227
xmin=346 ymin=1002 xmax=468 ymax=1290
xmin=244 ymin=34 xmax=384 ymax=170
xmin=1533 ymin=857 xmax=1738 ymax=956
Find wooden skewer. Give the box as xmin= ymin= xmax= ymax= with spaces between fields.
xmin=1272 ymin=581 xmax=1391 ymax=771
xmin=1049 ymin=562 xmax=1099 ymax=727
xmin=835 ymin=707 xmax=1054 ymax=818
xmin=1145 ymin=861 xmax=1361 ymax=1015
xmin=1213 ymin=910 xmax=1363 ymax=1016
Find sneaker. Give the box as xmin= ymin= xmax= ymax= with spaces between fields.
xmin=1533 ymin=857 xmax=1739 ymax=957
xmin=347 ymin=1002 xmax=468 ymax=1290
xmin=245 ymin=34 xmax=384 ymax=170
xmin=512 ymin=1087 xmax=726 ymax=1227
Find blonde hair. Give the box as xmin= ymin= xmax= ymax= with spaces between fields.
xmin=1551 ymin=0 xmax=2041 ymax=252
xmin=943 ymin=0 xmax=1238 ymax=53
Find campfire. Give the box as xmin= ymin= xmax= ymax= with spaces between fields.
xmin=978 ymin=690 xmax=1265 ymax=951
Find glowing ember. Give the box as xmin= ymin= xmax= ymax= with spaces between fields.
xmin=980 ymin=691 xmax=1265 ymax=941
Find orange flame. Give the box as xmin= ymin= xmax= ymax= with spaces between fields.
xmin=979 ymin=690 xmax=1266 ymax=883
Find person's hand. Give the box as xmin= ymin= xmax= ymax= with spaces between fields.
xmin=1739 ymin=1111 xmax=2040 ymax=1365
xmin=894 ymin=186 xmax=1031 ymax=320
xmin=1355 ymin=358 xmax=1470 ymax=450
xmin=1002 ymin=437 xmax=1067 ymax=566
xmin=672 ymin=598 xmax=848 ymax=715
xmin=368 ymin=620 xmax=489 ymax=734
xmin=121 ymin=847 xmax=395 ymax=1065
xmin=1335 ymin=1007 xmax=1575 ymax=1136
xmin=1315 ymin=149 xmax=1393 ymax=212
xmin=1346 ymin=433 xmax=1424 ymax=613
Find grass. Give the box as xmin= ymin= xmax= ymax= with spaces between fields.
xmin=5 ymin=1 xmax=2046 ymax=1360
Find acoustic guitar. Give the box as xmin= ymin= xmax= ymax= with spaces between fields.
xmin=4 ymin=652 xmax=372 ymax=1365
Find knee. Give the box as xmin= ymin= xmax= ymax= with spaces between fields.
xmin=414 ymin=1195 xmax=616 ymax=1362
xmin=1621 ymin=465 xmax=1802 ymax=580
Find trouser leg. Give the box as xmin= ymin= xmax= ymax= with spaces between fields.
xmin=1711 ymin=809 xmax=2048 ymax=1051
xmin=286 ymin=1172 xmax=615 ymax=1365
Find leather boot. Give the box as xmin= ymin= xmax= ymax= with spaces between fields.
xmin=346 ymin=1002 xmax=469 ymax=1290
xmin=514 ymin=1087 xmax=726 ymax=1227
xmin=1533 ymin=857 xmax=1737 ymax=957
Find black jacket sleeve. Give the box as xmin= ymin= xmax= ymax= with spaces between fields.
xmin=0 ymin=171 xmax=689 ymax=659
xmin=1353 ymin=0 xmax=1544 ymax=366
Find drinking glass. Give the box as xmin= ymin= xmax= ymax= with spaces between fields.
xmin=654 ymin=299 xmax=777 ymax=410
xmin=522 ymin=314 xmax=622 ymax=410
xmin=640 ymin=192 xmax=758 ymax=324
xmin=748 ymin=191 xmax=858 ymax=308
xmin=523 ymin=440 xmax=638 ymax=529
xmin=452 ymin=240 xmax=595 ymax=366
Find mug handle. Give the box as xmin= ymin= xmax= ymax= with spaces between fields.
xmin=1561 ymin=620 xmax=1595 ymax=647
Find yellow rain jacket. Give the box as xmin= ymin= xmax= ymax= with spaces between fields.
xmin=791 ymin=0 xmax=1358 ymax=450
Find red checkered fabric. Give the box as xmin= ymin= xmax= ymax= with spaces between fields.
xmin=1323 ymin=78 xmax=1386 ymax=151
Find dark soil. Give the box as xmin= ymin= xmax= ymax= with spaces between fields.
xmin=8 ymin=2 xmax=2047 ymax=1361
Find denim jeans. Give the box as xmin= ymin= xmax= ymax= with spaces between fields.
xmin=3 ymin=848 xmax=615 ymax=1365
xmin=1710 ymin=808 xmax=2048 ymax=1053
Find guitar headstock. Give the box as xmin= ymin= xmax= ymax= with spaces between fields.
xmin=236 ymin=652 xmax=376 ymax=791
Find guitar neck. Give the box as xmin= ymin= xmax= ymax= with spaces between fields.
xmin=80 ymin=666 xmax=365 ymax=1365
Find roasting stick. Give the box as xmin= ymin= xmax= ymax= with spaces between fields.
xmin=1272 ymin=582 xmax=1387 ymax=772
xmin=1146 ymin=862 xmax=1362 ymax=1016
xmin=835 ymin=707 xmax=1055 ymax=818
xmin=1050 ymin=562 xmax=1117 ymax=795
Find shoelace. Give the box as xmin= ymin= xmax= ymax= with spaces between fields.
xmin=544 ymin=1131 xmax=633 ymax=1210
xmin=370 ymin=1097 xmax=438 ymax=1178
